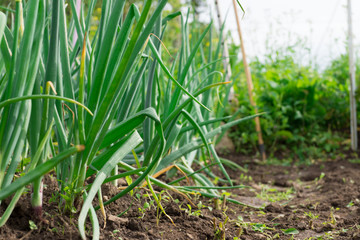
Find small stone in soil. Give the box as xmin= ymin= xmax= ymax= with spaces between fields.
xmin=118 ymin=178 xmax=127 ymax=186
xmin=108 ymin=215 xmax=128 ymax=224
xmin=186 ymin=233 xmax=194 ymax=239
xmin=253 ymin=233 xmax=267 ymax=240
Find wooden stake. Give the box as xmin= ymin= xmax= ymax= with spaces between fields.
xmin=214 ymin=0 xmax=234 ymax=101
xmin=232 ymin=0 xmax=266 ymax=160
xmin=347 ymin=0 xmax=358 ymax=151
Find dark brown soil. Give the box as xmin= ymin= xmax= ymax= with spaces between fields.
xmin=1 ymin=152 xmax=360 ymax=240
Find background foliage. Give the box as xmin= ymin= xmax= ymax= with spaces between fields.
xmin=228 ymin=42 xmax=360 ymax=160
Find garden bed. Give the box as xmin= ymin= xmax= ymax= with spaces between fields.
xmin=1 ymin=151 xmax=360 ymax=240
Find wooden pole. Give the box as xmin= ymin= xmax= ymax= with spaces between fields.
xmin=214 ymin=0 xmax=233 ymax=101
xmin=232 ymin=0 xmax=266 ymax=160
xmin=347 ymin=0 xmax=358 ymax=151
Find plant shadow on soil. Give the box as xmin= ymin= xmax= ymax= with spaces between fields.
xmin=1 ymin=151 xmax=360 ymax=240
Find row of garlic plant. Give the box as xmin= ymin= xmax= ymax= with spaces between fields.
xmin=0 ymin=0 xmax=252 ymax=239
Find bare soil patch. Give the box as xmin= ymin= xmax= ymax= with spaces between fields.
xmin=1 ymin=152 xmax=360 ymax=239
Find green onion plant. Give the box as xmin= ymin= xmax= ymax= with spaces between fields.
xmin=0 ymin=1 xmax=253 ymax=239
